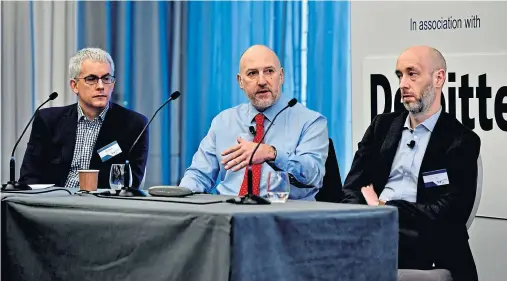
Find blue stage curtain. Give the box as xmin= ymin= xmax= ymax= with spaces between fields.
xmin=306 ymin=1 xmax=351 ymax=180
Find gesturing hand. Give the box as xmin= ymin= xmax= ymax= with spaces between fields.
xmin=221 ymin=137 xmax=276 ymax=172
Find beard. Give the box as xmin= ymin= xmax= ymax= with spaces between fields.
xmin=247 ymin=90 xmax=279 ymax=111
xmin=402 ymin=83 xmax=436 ymax=115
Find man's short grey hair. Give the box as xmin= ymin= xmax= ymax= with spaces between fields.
xmin=69 ymin=47 xmax=115 ymax=79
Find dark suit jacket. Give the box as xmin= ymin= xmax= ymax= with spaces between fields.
xmin=342 ymin=110 xmax=480 ymax=281
xmin=19 ymin=102 xmax=149 ymax=189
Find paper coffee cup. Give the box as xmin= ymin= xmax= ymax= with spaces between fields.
xmin=78 ymin=169 xmax=99 ymax=191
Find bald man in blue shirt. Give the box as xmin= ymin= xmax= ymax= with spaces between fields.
xmin=179 ymin=45 xmax=329 ymax=200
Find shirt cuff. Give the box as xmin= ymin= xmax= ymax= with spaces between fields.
xmin=273 ymin=146 xmax=290 ymax=171
xmin=179 ymin=177 xmax=205 ymax=193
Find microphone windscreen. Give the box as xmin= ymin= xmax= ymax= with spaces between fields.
xmin=170 ymin=91 xmax=181 ymax=100
xmin=288 ymin=98 xmax=297 ymax=107
xmin=49 ymin=92 xmax=58 ymax=100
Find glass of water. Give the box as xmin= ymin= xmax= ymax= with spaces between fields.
xmin=109 ymin=164 xmax=132 ymax=190
xmin=266 ymin=171 xmax=290 ymax=203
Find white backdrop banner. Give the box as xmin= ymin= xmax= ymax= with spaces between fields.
xmin=351 ymin=1 xmax=507 ymax=219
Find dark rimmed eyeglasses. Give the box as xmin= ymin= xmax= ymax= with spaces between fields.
xmin=75 ymin=74 xmax=116 ymax=85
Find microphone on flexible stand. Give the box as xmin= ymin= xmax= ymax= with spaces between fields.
xmin=2 ymin=92 xmax=59 ymax=191
xmin=118 ymin=90 xmax=181 ymax=197
xmin=228 ymin=98 xmax=298 ymax=205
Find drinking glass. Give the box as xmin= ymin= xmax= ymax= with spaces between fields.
xmin=266 ymin=171 xmax=290 ymax=203
xmin=109 ymin=164 xmax=132 ymax=190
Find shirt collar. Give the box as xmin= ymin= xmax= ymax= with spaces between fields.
xmin=403 ymin=106 xmax=442 ymax=132
xmin=77 ymin=102 xmax=110 ymax=121
xmin=247 ymin=96 xmax=289 ymax=123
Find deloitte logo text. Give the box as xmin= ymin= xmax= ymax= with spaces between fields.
xmin=370 ymin=73 xmax=507 ymax=131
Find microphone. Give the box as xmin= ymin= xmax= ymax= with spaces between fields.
xmin=2 ymin=92 xmax=58 ymax=191
xmin=249 ymin=126 xmax=256 ymax=136
xmin=118 ymin=90 xmax=181 ymax=197
xmin=228 ymin=98 xmax=298 ymax=205
xmin=407 ymin=140 xmax=416 ymax=149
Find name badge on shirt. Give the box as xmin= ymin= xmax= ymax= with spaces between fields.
xmin=97 ymin=141 xmax=122 ymax=162
xmin=422 ymin=169 xmax=449 ymax=187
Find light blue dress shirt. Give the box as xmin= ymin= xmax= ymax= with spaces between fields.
xmin=179 ymin=96 xmax=329 ymax=200
xmin=379 ymin=107 xmax=442 ymax=203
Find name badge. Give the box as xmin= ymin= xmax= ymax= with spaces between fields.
xmin=97 ymin=141 xmax=122 ymax=162
xmin=422 ymin=169 xmax=449 ymax=187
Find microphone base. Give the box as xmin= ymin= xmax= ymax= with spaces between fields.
xmin=227 ymin=194 xmax=271 ymax=205
xmin=1 ymin=181 xmax=32 ymax=191
xmin=118 ymin=187 xmax=147 ymax=197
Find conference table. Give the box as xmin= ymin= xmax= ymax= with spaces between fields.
xmin=1 ymin=188 xmax=399 ymax=281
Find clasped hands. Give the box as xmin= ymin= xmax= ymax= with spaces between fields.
xmin=221 ymin=137 xmax=276 ymax=171
xmin=361 ymin=184 xmax=385 ymax=206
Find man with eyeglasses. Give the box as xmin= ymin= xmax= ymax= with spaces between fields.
xmin=19 ymin=47 xmax=149 ymax=190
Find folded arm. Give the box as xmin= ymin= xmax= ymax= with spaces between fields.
xmin=341 ymin=116 xmax=380 ymax=204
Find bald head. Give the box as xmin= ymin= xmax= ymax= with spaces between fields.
xmin=400 ymin=46 xmax=446 ymax=74
xmin=396 ymin=45 xmax=446 ymax=118
xmin=237 ymin=44 xmax=284 ymax=111
xmin=239 ymin=45 xmax=281 ymax=73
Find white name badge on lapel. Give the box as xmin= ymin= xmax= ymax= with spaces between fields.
xmin=422 ymin=169 xmax=450 ymax=188
xmin=97 ymin=141 xmax=122 ymax=162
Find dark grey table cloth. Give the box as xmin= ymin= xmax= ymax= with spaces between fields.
xmin=2 ymin=193 xmax=398 ymax=281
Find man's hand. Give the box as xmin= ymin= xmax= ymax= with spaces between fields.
xmin=361 ymin=184 xmax=381 ymax=206
xmin=221 ymin=137 xmax=276 ymax=171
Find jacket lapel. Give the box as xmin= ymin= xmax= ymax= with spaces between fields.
xmin=61 ymin=105 xmax=78 ymax=172
xmin=378 ymin=112 xmax=407 ymax=189
xmin=418 ymin=113 xmax=453 ymax=188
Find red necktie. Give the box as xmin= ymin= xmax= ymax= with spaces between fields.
xmin=239 ymin=113 xmax=265 ymax=196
